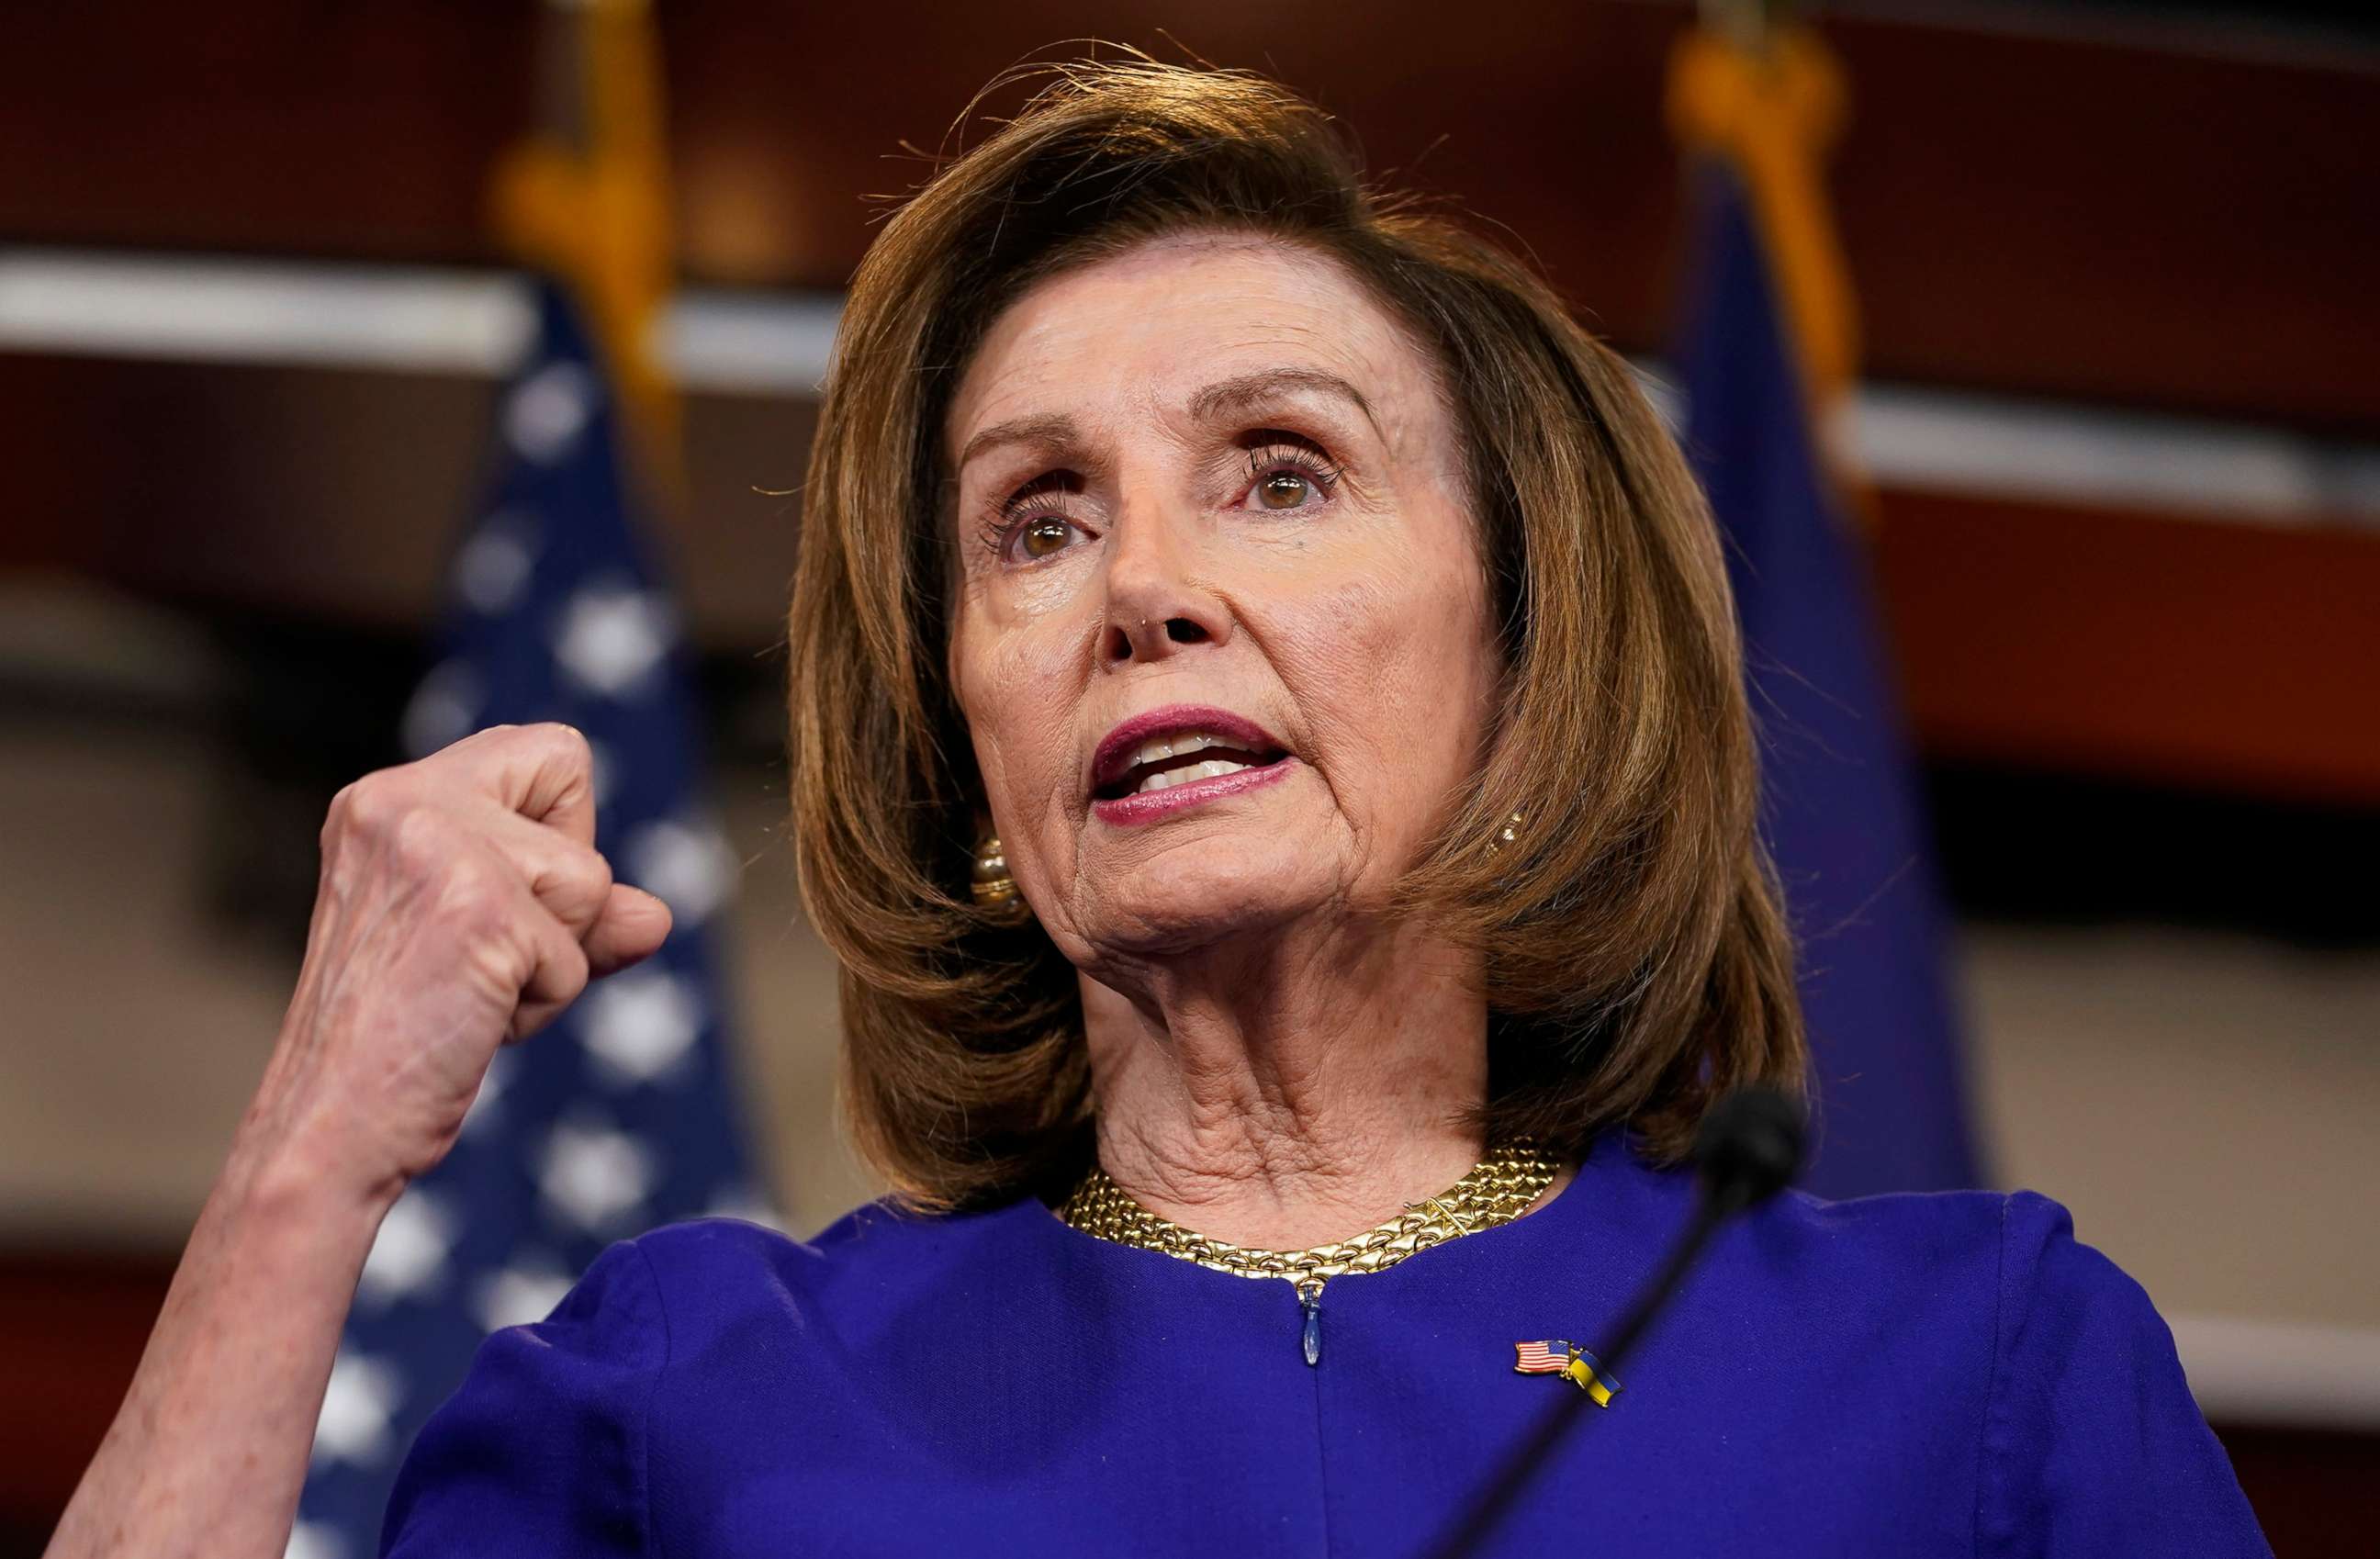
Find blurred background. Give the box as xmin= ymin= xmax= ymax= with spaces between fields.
xmin=1 ymin=1 xmax=2374 ymax=1553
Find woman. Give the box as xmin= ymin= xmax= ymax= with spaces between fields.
xmin=50 ymin=61 xmax=2267 ymax=1557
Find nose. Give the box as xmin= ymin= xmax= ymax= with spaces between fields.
xmin=1098 ymin=505 xmax=1231 ymax=669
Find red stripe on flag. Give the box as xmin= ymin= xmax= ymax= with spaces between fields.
xmin=1514 ymin=1342 xmax=1566 ymax=1373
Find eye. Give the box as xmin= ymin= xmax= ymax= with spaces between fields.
xmin=979 ymin=470 xmax=1090 ymax=566
xmin=1016 ymin=514 xmax=1077 ymax=560
xmin=1240 ymin=436 xmax=1342 ymax=514
xmin=1255 ymin=470 xmax=1317 ymax=510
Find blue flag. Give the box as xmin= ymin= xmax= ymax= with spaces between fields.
xmin=1675 ymin=165 xmax=1983 ymax=1198
xmin=290 ymin=283 xmax=770 ymax=1559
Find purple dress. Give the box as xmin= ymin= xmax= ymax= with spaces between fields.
xmin=380 ymin=1128 xmax=2270 ymax=1556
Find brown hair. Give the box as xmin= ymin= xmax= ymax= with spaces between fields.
xmin=789 ymin=56 xmax=1807 ymax=1208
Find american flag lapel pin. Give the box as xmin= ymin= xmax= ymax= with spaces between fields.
xmin=1513 ymin=1340 xmax=1622 ymax=1408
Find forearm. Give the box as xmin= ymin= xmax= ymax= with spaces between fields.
xmin=47 ymin=723 xmax=638 ymax=1557
xmin=45 ymin=1133 xmax=393 ymax=1559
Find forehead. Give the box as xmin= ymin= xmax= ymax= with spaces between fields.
xmin=944 ymin=231 xmax=1444 ymax=462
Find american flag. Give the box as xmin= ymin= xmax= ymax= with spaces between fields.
xmin=1513 ymin=1340 xmax=1576 ymax=1374
xmin=287 ymin=282 xmax=770 ymax=1559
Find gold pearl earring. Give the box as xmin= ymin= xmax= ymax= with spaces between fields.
xmin=1491 ymin=810 xmax=1524 ymax=850
xmin=970 ymin=833 xmax=1029 ymax=921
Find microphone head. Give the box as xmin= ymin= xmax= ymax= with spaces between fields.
xmin=1693 ymin=1086 xmax=1807 ymax=1212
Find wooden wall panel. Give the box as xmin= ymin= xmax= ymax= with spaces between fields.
xmin=3 ymin=2 xmax=2374 ymax=431
xmin=1874 ymin=488 xmax=2380 ymax=807
xmin=1830 ymin=21 xmax=2375 ymax=431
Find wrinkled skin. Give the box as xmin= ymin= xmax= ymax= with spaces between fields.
xmin=946 ymin=231 xmax=1500 ymax=987
xmin=255 ymin=722 xmax=675 ymax=1196
xmin=944 ymin=232 xmax=1515 ymax=1245
xmin=46 ymin=721 xmax=674 ymax=1559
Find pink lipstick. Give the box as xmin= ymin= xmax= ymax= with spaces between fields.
xmin=1088 ymin=703 xmax=1297 ymax=826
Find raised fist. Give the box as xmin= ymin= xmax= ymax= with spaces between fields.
xmin=237 ymin=723 xmax=673 ymax=1205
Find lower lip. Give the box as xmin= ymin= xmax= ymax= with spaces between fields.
xmin=1090 ymin=757 xmax=1297 ymax=826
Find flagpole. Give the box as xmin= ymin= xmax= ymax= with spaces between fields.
xmin=491 ymin=0 xmax=683 ymax=501
xmin=1667 ymin=2 xmax=1986 ymax=1199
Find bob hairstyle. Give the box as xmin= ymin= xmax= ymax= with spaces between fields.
xmin=789 ymin=56 xmax=1808 ymax=1209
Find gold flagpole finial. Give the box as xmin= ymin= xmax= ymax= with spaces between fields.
xmin=489 ymin=0 xmax=681 ymax=499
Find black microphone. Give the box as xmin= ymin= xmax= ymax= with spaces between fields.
xmin=1417 ymin=1086 xmax=1807 ymax=1559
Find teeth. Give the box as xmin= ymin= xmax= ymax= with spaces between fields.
xmin=1133 ymin=757 xmax=1252 ymax=795
xmin=1128 ymin=733 xmax=1216 ymax=769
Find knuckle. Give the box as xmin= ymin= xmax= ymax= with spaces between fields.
xmin=528 ymin=720 xmax=593 ymax=770
xmin=323 ymin=771 xmax=399 ymax=844
xmin=386 ymin=803 xmax=458 ymax=876
xmin=433 ymin=855 xmax=511 ymax=925
xmin=565 ymin=844 xmax=615 ymax=901
xmin=525 ymin=925 xmax=592 ymax=1012
xmin=553 ymin=934 xmax=592 ymax=993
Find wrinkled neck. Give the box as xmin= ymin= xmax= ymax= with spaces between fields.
xmin=1078 ymin=914 xmax=1497 ymax=1251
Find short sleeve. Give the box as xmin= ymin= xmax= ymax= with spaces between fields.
xmin=1975 ymin=1191 xmax=2271 ymax=1558
xmin=379 ymin=1239 xmax=670 ymax=1558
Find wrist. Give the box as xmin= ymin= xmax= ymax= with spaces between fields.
xmin=218 ymin=1116 xmax=407 ymax=1245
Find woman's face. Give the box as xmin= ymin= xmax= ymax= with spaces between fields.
xmin=945 ymin=231 xmax=1499 ymax=970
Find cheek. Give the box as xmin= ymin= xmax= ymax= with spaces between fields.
xmin=957 ymin=614 xmax=1084 ymax=825
xmin=1281 ymin=541 xmax=1495 ymax=813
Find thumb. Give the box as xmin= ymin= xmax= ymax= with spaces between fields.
xmin=585 ymin=883 xmax=674 ymax=976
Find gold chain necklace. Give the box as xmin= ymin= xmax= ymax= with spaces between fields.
xmin=1056 ymin=1137 xmax=1563 ymax=1365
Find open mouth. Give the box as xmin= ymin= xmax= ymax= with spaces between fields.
xmin=1093 ymin=731 xmax=1291 ymax=802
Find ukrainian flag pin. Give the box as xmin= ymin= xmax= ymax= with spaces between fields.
xmin=1512 ymin=1340 xmax=1622 ymax=1408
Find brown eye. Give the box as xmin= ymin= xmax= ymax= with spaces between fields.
xmin=1257 ymin=471 xmax=1313 ymax=510
xmin=1018 ymin=516 xmax=1073 ymax=558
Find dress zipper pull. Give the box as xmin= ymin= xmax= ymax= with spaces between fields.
xmin=1297 ymin=1278 xmax=1324 ymax=1367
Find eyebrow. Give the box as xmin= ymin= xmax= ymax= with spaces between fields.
xmin=956 ymin=411 xmax=1081 ymax=478
xmin=1186 ymin=367 xmax=1379 ymax=432
xmin=955 ymin=367 xmax=1380 ymax=476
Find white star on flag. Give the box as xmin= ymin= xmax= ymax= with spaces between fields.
xmin=399 ymin=658 xmax=482 ymax=759
xmin=580 ymin=967 xmax=705 ymax=1085
xmin=504 ymin=360 xmax=597 ymax=465
xmin=356 ymin=1190 xmax=454 ymax=1307
xmin=455 ymin=512 xmax=539 ymax=615
xmin=537 ymin=1117 xmax=657 ymax=1232
xmin=551 ymin=584 xmax=675 ymax=699
xmin=312 ymin=1350 xmax=403 ymax=1469
xmin=625 ymin=816 xmax=735 ymax=925
xmin=284 ymin=1520 xmax=345 ymax=1559
xmin=472 ymin=1258 xmax=580 ymax=1334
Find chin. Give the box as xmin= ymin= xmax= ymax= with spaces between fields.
xmin=1079 ymin=837 xmax=1332 ymax=957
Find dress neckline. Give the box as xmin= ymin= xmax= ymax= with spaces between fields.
xmin=1023 ymin=1125 xmax=1630 ymax=1293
